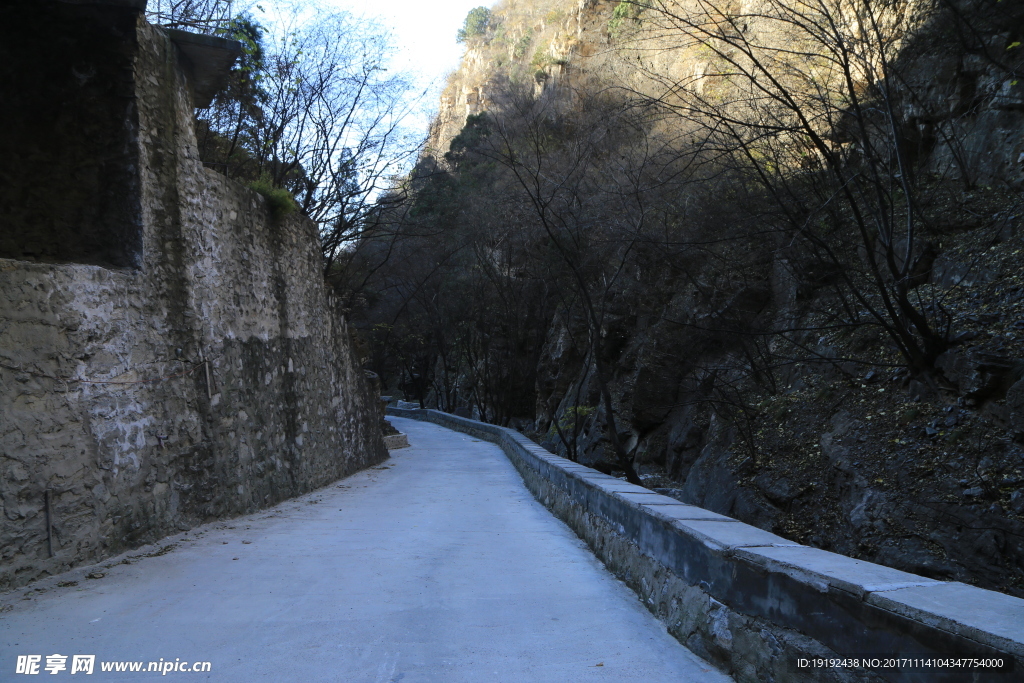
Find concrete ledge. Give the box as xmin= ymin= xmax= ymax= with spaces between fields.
xmin=165 ymin=28 xmax=241 ymax=108
xmin=383 ymin=433 xmax=409 ymax=450
xmin=58 ymin=0 xmax=147 ymax=7
xmin=388 ymin=407 xmax=1024 ymax=682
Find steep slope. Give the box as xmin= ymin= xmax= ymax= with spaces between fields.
xmin=362 ymin=0 xmax=1024 ymax=596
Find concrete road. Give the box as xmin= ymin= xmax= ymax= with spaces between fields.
xmin=1 ymin=417 xmax=729 ymax=682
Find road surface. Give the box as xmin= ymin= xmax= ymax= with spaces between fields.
xmin=1 ymin=417 xmax=729 ymax=682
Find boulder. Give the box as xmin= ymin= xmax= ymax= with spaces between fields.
xmin=1007 ymin=379 xmax=1024 ymax=438
xmin=934 ymin=348 xmax=1019 ymax=400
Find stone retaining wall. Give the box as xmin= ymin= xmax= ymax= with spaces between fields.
xmin=388 ymin=408 xmax=1024 ymax=682
xmin=0 ymin=4 xmax=387 ymax=591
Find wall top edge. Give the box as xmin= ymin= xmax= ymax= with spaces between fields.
xmin=386 ymin=407 xmax=1024 ymax=655
xmin=163 ymin=28 xmax=241 ymax=109
xmin=57 ymin=0 xmax=147 ymax=9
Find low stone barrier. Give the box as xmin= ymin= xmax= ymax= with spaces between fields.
xmin=388 ymin=407 xmax=1024 ymax=682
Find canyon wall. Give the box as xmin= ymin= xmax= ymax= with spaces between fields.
xmin=401 ymin=0 xmax=1024 ymax=596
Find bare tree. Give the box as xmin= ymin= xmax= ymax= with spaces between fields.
xmin=624 ymin=0 xmax=957 ymax=373
xmin=147 ymin=0 xmax=237 ymax=33
xmin=483 ymin=85 xmax=660 ymax=483
xmin=194 ymin=5 xmax=423 ymax=272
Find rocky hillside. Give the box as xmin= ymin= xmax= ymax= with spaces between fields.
xmin=354 ymin=0 xmax=1024 ymax=597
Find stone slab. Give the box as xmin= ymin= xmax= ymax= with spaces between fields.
xmin=613 ymin=491 xmax=685 ymax=507
xmin=569 ymin=471 xmax=621 ymax=481
xmin=642 ymin=503 xmax=735 ymax=522
xmin=735 ymin=545 xmax=939 ymax=598
xmin=867 ymin=583 xmax=1024 ymax=658
xmin=591 ymin=483 xmax=652 ymax=497
xmin=672 ymin=519 xmax=800 ymax=551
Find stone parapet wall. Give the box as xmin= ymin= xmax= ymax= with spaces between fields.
xmin=389 ymin=408 xmax=1024 ymax=682
xmin=0 ymin=7 xmax=386 ymax=591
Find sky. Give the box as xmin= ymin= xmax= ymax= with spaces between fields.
xmin=298 ymin=0 xmax=490 ymax=135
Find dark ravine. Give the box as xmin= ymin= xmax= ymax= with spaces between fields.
xmin=357 ymin=0 xmax=1024 ymax=599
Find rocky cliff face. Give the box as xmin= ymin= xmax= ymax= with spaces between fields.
xmin=0 ymin=5 xmax=387 ymax=591
xmin=434 ymin=0 xmax=1024 ymax=183
xmin=427 ymin=0 xmax=607 ymax=157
